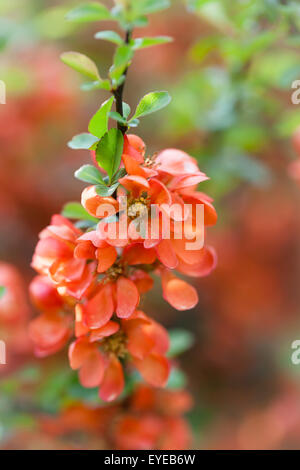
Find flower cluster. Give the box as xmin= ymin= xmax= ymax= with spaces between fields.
xmin=28 ymin=0 xmax=217 ymax=409
xmin=0 ymin=262 xmax=31 ymax=365
xmin=39 ymin=385 xmax=193 ymax=450
xmin=29 ymin=134 xmax=217 ymax=402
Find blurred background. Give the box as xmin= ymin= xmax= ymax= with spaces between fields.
xmin=2 ymin=0 xmax=300 ymax=450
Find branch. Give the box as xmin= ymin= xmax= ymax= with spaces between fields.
xmin=113 ymin=29 xmax=132 ymax=135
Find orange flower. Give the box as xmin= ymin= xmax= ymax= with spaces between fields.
xmin=0 ymin=262 xmax=30 ymax=325
xmin=0 ymin=262 xmax=31 ymax=359
xmin=114 ymin=385 xmax=192 ymax=450
xmin=28 ymin=310 xmax=72 ymax=357
xmin=160 ymin=268 xmax=199 ymax=311
xmin=40 ymin=402 xmax=117 ymax=438
xmin=122 ymin=134 xmax=158 ymax=178
xmin=155 ymin=148 xmax=209 ymax=189
xmin=75 ymin=230 xmax=118 ymax=273
xmin=82 ymin=175 xmax=172 ymax=246
xmin=81 ymin=187 xmax=119 ymax=218
xmin=75 ymin=275 xmax=140 ymax=329
xmin=115 ymin=414 xmax=191 ymax=450
xmin=122 ymin=144 xmax=209 ymax=191
xmin=31 ymin=215 xmax=96 ymax=300
xmin=122 ymin=310 xmax=170 ymax=388
xmin=119 ymin=136 xmax=217 ymax=276
xmin=29 ymin=275 xmax=63 ymax=312
xmin=131 ymin=384 xmax=193 ymax=416
xmin=69 ymin=310 xmax=170 ymax=402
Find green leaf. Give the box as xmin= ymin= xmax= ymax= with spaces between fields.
xmin=123 ymin=103 xmax=131 ymax=119
xmin=65 ymin=2 xmax=112 ymax=23
xmin=131 ymin=91 xmax=171 ymax=120
xmin=88 ymin=97 xmax=114 ymax=139
xmin=81 ymin=79 xmax=111 ymax=91
xmin=167 ymin=329 xmax=195 ymax=358
xmin=111 ymin=168 xmax=127 ymax=184
xmin=133 ymin=0 xmax=170 ymax=15
xmin=94 ymin=30 xmax=123 ymax=45
xmin=95 ymin=181 xmax=120 ymax=196
xmin=62 ymin=202 xmax=98 ymax=222
xmin=68 ymin=133 xmax=99 ymax=150
xmin=109 ymin=111 xmax=127 ymax=125
xmin=74 ymin=164 xmax=105 ymax=185
xmin=132 ymin=16 xmax=149 ymax=28
xmin=112 ymin=75 xmax=126 ymax=89
xmin=0 ymin=286 xmax=6 ymax=299
xmin=61 ymin=51 xmax=100 ymax=81
xmin=109 ymin=45 xmax=133 ymax=81
xmin=129 ymin=119 xmax=140 ymax=128
xmin=96 ymin=129 xmax=124 ymax=182
xmin=132 ymin=36 xmax=173 ymax=50
xmin=166 ymin=367 xmax=187 ymax=390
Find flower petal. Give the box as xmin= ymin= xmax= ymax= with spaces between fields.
xmin=123 ymin=319 xmax=155 ymax=360
xmin=129 ymin=270 xmax=154 ymax=294
xmin=96 ymin=244 xmax=117 ymax=273
xmin=79 ymin=349 xmax=106 ymax=388
xmin=116 ymin=277 xmax=140 ymax=319
xmin=81 ymin=186 xmax=118 ymax=218
xmin=156 ymin=149 xmax=200 ymax=176
xmin=144 ymin=319 xmax=170 ymax=356
xmin=29 ymin=275 xmax=63 ymax=311
xmin=119 ymin=175 xmax=149 ymax=197
xmin=83 ymin=283 xmax=114 ymax=329
xmin=156 ymin=240 xmax=178 ymax=269
xmin=133 ymin=354 xmax=170 ymax=387
xmin=29 ymin=312 xmax=70 ymax=357
xmin=89 ymin=321 xmax=120 ymax=342
xmin=148 ymin=178 xmax=171 ymax=206
xmin=177 ymin=246 xmax=217 ymax=278
xmin=123 ymin=134 xmax=145 ymax=162
xmin=99 ymin=356 xmax=124 ymax=402
xmin=74 ymin=240 xmax=96 ymax=259
xmin=123 ymin=243 xmax=156 ymax=265
xmin=68 ymin=337 xmax=93 ymax=370
xmin=161 ymin=270 xmax=198 ymax=311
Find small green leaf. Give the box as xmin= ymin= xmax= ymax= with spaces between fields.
xmin=123 ymin=103 xmax=131 ymax=119
xmin=167 ymin=329 xmax=195 ymax=358
xmin=74 ymin=164 xmax=105 ymax=185
xmin=109 ymin=111 xmax=128 ymax=125
xmin=132 ymin=36 xmax=173 ymax=50
xmin=133 ymin=0 xmax=170 ymax=15
xmin=61 ymin=51 xmax=100 ymax=81
xmin=95 ymin=181 xmax=119 ymax=196
xmin=110 ymin=45 xmax=133 ymax=81
xmin=129 ymin=119 xmax=140 ymax=128
xmin=96 ymin=129 xmax=124 ymax=182
xmin=81 ymin=79 xmax=111 ymax=91
xmin=62 ymin=202 xmax=98 ymax=222
xmin=94 ymin=30 xmax=123 ymax=45
xmin=66 ymin=3 xmax=112 ymax=23
xmin=0 ymin=286 xmax=6 ymax=299
xmin=131 ymin=91 xmax=171 ymax=120
xmin=112 ymin=75 xmax=126 ymax=89
xmin=166 ymin=367 xmax=187 ymax=390
xmin=68 ymin=133 xmax=99 ymax=150
xmin=88 ymin=97 xmax=114 ymax=139
xmin=132 ymin=16 xmax=149 ymax=28
xmin=111 ymin=168 xmax=127 ymax=184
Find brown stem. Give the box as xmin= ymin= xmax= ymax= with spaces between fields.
xmin=113 ymin=29 xmax=132 ymax=135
